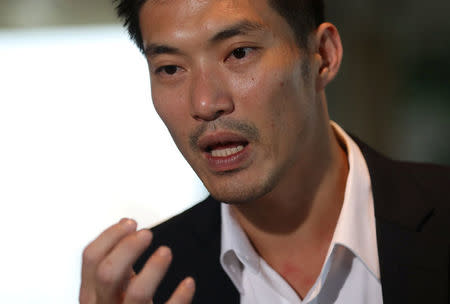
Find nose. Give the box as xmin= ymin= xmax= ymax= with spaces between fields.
xmin=190 ymin=69 xmax=234 ymax=122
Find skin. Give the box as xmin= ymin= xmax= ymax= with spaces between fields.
xmin=80 ymin=218 xmax=195 ymax=304
xmin=80 ymin=0 xmax=346 ymax=302
xmin=144 ymin=0 xmax=318 ymax=204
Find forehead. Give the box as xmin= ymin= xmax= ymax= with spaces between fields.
xmin=139 ymin=0 xmax=292 ymax=47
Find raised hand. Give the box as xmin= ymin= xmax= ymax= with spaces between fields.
xmin=79 ymin=218 xmax=195 ymax=304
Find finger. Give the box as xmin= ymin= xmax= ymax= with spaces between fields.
xmin=123 ymin=246 xmax=173 ymax=304
xmin=166 ymin=277 xmax=196 ymax=304
xmin=95 ymin=229 xmax=153 ymax=303
xmin=82 ymin=219 xmax=137 ymax=278
xmin=121 ymin=269 xmax=137 ymax=296
xmin=80 ymin=219 xmax=137 ymax=302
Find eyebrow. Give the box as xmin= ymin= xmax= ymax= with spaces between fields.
xmin=209 ymin=20 xmax=265 ymax=44
xmin=144 ymin=44 xmax=182 ymax=58
xmin=144 ymin=20 xmax=265 ymax=58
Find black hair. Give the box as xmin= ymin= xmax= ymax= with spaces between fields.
xmin=267 ymin=0 xmax=325 ymax=48
xmin=114 ymin=0 xmax=325 ymax=53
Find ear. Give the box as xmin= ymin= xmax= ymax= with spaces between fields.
xmin=312 ymin=23 xmax=343 ymax=90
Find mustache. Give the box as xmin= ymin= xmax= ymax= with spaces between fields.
xmin=189 ymin=118 xmax=260 ymax=151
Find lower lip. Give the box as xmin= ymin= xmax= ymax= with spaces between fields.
xmin=204 ymin=145 xmax=251 ymax=173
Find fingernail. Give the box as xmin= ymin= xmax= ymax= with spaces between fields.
xmin=137 ymin=229 xmax=152 ymax=241
xmin=122 ymin=218 xmax=137 ymax=230
xmin=158 ymin=246 xmax=171 ymax=258
xmin=184 ymin=277 xmax=195 ymax=289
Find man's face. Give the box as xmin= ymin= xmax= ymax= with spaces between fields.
xmin=139 ymin=0 xmax=323 ymax=204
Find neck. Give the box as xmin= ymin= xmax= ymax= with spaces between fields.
xmin=229 ymin=120 xmax=349 ymax=297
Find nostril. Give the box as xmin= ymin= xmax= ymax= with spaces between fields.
xmin=216 ymin=110 xmax=225 ymax=116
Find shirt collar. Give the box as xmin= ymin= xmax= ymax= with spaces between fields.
xmin=220 ymin=203 xmax=260 ymax=293
xmin=330 ymin=121 xmax=380 ymax=280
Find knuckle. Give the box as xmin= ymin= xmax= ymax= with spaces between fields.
xmin=79 ymin=285 xmax=98 ymax=304
xmin=78 ymin=288 xmax=90 ymax=304
xmin=95 ymin=259 xmax=117 ymax=286
xmin=126 ymin=285 xmax=150 ymax=302
xmin=82 ymin=243 xmax=99 ymax=266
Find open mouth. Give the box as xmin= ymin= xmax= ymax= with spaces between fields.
xmin=197 ymin=132 xmax=251 ymax=172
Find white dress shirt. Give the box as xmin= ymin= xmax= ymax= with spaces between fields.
xmin=220 ymin=122 xmax=384 ymax=303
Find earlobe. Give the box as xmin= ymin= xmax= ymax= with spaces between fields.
xmin=313 ymin=23 xmax=343 ymax=90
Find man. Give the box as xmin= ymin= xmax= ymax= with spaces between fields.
xmin=79 ymin=0 xmax=449 ymax=303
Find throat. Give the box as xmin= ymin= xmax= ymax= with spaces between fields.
xmin=261 ymin=239 xmax=332 ymax=300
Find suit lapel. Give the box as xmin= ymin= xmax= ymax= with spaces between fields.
xmin=190 ymin=196 xmax=240 ymax=303
xmin=356 ymin=138 xmax=448 ymax=303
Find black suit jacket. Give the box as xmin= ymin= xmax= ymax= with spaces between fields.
xmin=135 ymin=140 xmax=450 ymax=303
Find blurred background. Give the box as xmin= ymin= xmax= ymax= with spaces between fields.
xmin=0 ymin=0 xmax=448 ymax=303
xmin=326 ymin=1 xmax=450 ymax=164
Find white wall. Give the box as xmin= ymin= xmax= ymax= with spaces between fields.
xmin=0 ymin=26 xmax=208 ymax=304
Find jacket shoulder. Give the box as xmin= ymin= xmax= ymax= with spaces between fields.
xmin=134 ymin=195 xmax=221 ymax=272
xmin=133 ymin=196 xmax=238 ymax=303
xmin=355 ymin=136 xmax=450 ymax=235
xmin=151 ymin=196 xmax=219 ymax=238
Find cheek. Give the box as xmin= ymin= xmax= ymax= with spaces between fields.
xmin=231 ymin=68 xmax=281 ymax=111
xmin=230 ymin=72 xmax=287 ymax=163
xmin=229 ymin=58 xmax=311 ymax=162
xmin=230 ymin=65 xmax=297 ymax=131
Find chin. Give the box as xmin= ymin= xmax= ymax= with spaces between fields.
xmin=205 ymin=174 xmax=277 ymax=205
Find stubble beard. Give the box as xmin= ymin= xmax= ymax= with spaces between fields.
xmin=205 ymin=160 xmax=286 ymax=205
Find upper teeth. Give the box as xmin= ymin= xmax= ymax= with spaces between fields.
xmin=211 ymin=145 xmax=244 ymax=157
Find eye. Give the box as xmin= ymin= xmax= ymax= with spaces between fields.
xmin=229 ymin=47 xmax=253 ymax=60
xmin=155 ymin=65 xmax=179 ymax=75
